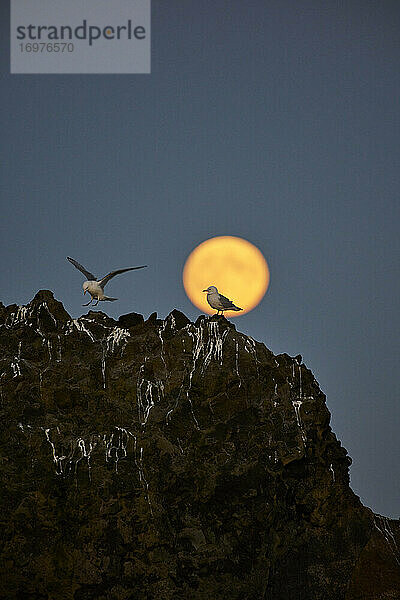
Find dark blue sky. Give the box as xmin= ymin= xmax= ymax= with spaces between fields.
xmin=1 ymin=1 xmax=399 ymax=517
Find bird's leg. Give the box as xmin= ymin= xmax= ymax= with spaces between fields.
xmin=93 ymin=298 xmax=99 ymax=307
xmin=82 ymin=299 xmax=93 ymax=307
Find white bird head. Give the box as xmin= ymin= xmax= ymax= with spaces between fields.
xmin=203 ymin=286 xmax=218 ymax=293
xmin=82 ymin=281 xmax=90 ymax=294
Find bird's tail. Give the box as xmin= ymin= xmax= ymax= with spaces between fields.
xmin=230 ymin=305 xmax=242 ymax=311
xmin=103 ymin=296 xmax=118 ymax=302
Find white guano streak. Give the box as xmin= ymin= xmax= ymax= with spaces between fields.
xmin=103 ymin=427 xmax=133 ymax=473
xmin=69 ymin=319 xmax=96 ymax=342
xmin=133 ymin=438 xmax=153 ymax=515
xmin=234 ymin=338 xmax=242 ymax=387
xmin=101 ymin=326 xmax=131 ymax=388
xmin=6 ymin=306 xmax=29 ymax=328
xmin=184 ymin=320 xmax=230 ymax=429
xmin=292 ymin=400 xmax=306 ymax=444
xmin=374 ymin=515 xmax=400 ymax=566
xmin=244 ymin=337 xmax=260 ymax=380
xmin=158 ymin=320 xmax=168 ymax=371
xmin=136 ymin=363 xmax=164 ymax=426
xmin=11 ymin=341 xmax=22 ymax=378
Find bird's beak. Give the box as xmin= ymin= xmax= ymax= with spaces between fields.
xmin=202 ymin=289 xmax=208 ymax=292
xmin=84 ymin=290 xmax=86 ymax=295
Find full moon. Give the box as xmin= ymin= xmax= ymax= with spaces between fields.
xmin=183 ymin=236 xmax=270 ymax=317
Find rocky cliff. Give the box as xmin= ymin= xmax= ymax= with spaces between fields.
xmin=0 ymin=290 xmax=399 ymax=600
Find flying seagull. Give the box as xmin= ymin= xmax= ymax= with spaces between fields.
xmin=67 ymin=257 xmax=147 ymax=306
xmin=203 ymin=285 xmax=242 ymax=315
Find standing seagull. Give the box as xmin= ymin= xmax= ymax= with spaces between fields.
xmin=203 ymin=285 xmax=242 ymax=315
xmin=67 ymin=257 xmax=147 ymax=306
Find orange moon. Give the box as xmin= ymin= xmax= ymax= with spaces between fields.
xmin=183 ymin=236 xmax=270 ymax=317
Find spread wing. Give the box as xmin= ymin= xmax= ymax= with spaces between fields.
xmin=67 ymin=257 xmax=96 ymax=281
xmin=219 ymin=294 xmax=237 ymax=309
xmin=99 ymin=265 xmax=147 ymax=288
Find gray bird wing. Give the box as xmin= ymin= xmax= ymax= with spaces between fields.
xmin=67 ymin=257 xmax=96 ymax=281
xmin=218 ymin=294 xmax=237 ymax=309
xmin=99 ymin=265 xmax=147 ymax=288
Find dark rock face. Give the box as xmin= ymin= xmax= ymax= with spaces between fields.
xmin=0 ymin=291 xmax=399 ymax=600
